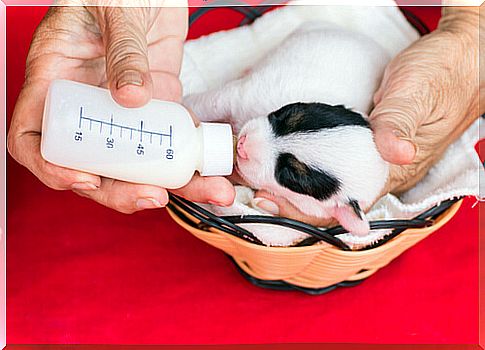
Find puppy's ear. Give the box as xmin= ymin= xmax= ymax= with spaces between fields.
xmin=269 ymin=102 xmax=370 ymax=137
xmin=275 ymin=153 xmax=341 ymax=201
xmin=333 ymin=199 xmax=370 ymax=236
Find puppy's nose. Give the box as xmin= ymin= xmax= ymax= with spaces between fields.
xmin=237 ymin=135 xmax=249 ymax=160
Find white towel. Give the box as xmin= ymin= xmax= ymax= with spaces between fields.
xmin=179 ymin=2 xmax=481 ymax=248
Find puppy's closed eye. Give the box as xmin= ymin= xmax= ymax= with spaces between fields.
xmin=275 ymin=152 xmax=341 ymax=201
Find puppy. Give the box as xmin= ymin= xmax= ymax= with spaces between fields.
xmin=184 ymin=24 xmax=390 ymax=235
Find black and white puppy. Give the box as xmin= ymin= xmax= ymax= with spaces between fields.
xmin=184 ymin=24 xmax=390 ymax=235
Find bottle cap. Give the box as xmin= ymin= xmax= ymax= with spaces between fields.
xmin=199 ymin=122 xmax=234 ymax=176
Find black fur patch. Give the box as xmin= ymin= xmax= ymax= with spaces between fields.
xmin=268 ymin=102 xmax=369 ymax=137
xmin=275 ymin=153 xmax=341 ymax=200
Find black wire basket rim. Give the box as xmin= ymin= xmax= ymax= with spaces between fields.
xmin=167 ymin=196 xmax=463 ymax=252
xmin=170 ymin=203 xmax=327 ymax=249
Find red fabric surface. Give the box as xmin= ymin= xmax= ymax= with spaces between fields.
xmin=6 ymin=6 xmax=479 ymax=344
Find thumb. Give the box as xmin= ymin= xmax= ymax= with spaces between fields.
xmin=369 ymin=96 xmax=420 ymax=165
xmin=97 ymin=7 xmax=153 ymax=108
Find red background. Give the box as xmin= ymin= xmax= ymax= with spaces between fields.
xmin=6 ymin=5 xmax=480 ymax=345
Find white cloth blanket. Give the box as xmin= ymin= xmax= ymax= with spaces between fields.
xmin=179 ymin=2 xmax=482 ymax=248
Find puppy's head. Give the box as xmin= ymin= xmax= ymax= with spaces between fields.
xmin=235 ymin=102 xmax=388 ymax=235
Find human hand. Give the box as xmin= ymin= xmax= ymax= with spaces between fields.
xmin=8 ymin=2 xmax=235 ymax=213
xmin=253 ymin=7 xmax=480 ymax=227
xmin=370 ymin=6 xmax=479 ymax=195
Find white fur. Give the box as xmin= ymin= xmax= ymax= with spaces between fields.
xmin=181 ymin=3 xmax=479 ymax=247
xmin=235 ymin=117 xmax=388 ymax=220
xmin=184 ymin=24 xmax=390 ymax=232
xmin=185 ymin=25 xmax=390 ymax=128
xmin=181 ymin=2 xmax=419 ymax=96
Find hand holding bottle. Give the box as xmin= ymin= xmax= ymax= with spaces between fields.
xmin=8 ymin=3 xmax=236 ymax=213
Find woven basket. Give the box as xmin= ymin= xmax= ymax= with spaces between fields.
xmin=167 ymin=197 xmax=462 ymax=294
xmin=166 ymin=5 xmax=455 ymax=294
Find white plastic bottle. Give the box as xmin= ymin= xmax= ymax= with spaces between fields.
xmin=41 ymin=80 xmax=234 ymax=189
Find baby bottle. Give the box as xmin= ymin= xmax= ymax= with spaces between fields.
xmin=41 ymin=80 xmax=234 ymax=189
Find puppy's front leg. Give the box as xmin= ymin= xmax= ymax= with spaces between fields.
xmin=184 ymin=80 xmax=242 ymax=125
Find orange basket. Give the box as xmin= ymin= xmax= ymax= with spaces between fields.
xmin=167 ymin=4 xmax=446 ymax=295
xmin=167 ymin=195 xmax=462 ymax=294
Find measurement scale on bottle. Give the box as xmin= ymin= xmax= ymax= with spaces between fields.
xmin=74 ymin=107 xmax=174 ymax=159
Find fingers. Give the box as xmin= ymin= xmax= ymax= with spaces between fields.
xmin=8 ymin=79 xmax=167 ymax=214
xmin=73 ymin=178 xmax=169 ymax=214
xmin=370 ymin=125 xmax=417 ymax=165
xmin=150 ymin=71 xmax=183 ymax=102
xmin=171 ymin=175 xmax=236 ymax=207
xmin=74 ymin=175 xmax=234 ymax=214
xmin=8 ymin=78 xmax=102 ymax=191
xmin=253 ymin=190 xmax=337 ymax=227
xmin=95 ymin=7 xmax=153 ymax=107
xmin=369 ymin=96 xmax=420 ymax=165
xmin=8 ymin=133 xmax=101 ymax=191
xmin=9 ymin=135 xmax=101 ymax=191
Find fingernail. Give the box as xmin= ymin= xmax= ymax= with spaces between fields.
xmin=253 ymin=198 xmax=279 ymax=215
xmin=71 ymin=182 xmax=98 ymax=191
xmin=136 ymin=198 xmax=163 ymax=209
xmin=407 ymin=140 xmax=418 ymax=156
xmin=398 ymin=137 xmax=418 ymax=156
xmin=116 ymin=70 xmax=144 ymax=90
xmin=392 ymin=130 xmax=418 ymax=156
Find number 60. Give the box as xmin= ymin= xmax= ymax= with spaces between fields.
xmin=166 ymin=149 xmax=174 ymax=160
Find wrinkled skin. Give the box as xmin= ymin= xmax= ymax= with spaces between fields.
xmin=7 ymin=1 xmax=236 ymax=214
xmin=255 ymin=7 xmax=481 ymax=226
xmin=8 ymin=4 xmax=481 ymax=221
